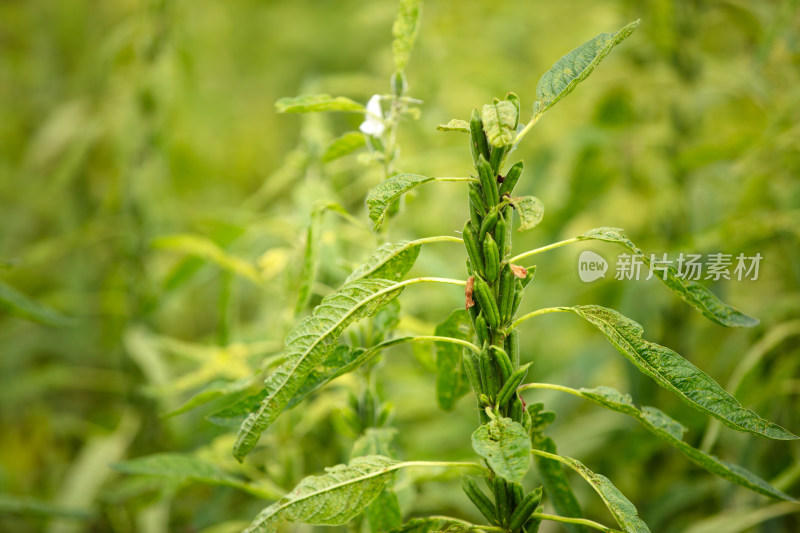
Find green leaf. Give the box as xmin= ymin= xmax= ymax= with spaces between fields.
xmin=536 ymin=20 xmax=639 ymax=115
xmin=533 ymin=436 xmax=588 ymax=533
xmin=579 ymin=227 xmax=758 ymax=327
xmin=163 ymin=377 xmax=255 ymax=418
xmin=388 ymin=517 xmax=451 ymax=533
xmin=392 ymin=0 xmax=422 ymax=72
xmin=366 ymin=174 xmax=433 ymax=230
xmin=322 ymin=132 xmax=366 ymax=163
xmin=233 ymin=279 xmax=404 ymax=460
xmin=565 ymin=305 xmax=798 ymax=440
xmin=286 ymin=345 xmax=366 ymax=409
xmin=0 ymin=279 xmax=76 ymax=327
xmin=510 ymin=196 xmax=545 ymax=231
xmin=575 ymin=386 xmax=796 ymax=501
xmin=434 ymin=309 xmax=473 ymax=411
xmin=243 ymin=455 xmax=399 ymax=533
xmin=436 ymin=119 xmax=470 ymax=133
xmin=345 ymin=240 xmax=422 ymax=283
xmin=351 ymin=427 xmax=398 ymax=459
xmin=482 ymin=101 xmax=518 ymax=147
xmin=471 ymin=418 xmax=531 ymax=483
xmin=275 ymin=94 xmax=365 ymax=113
xmin=366 ymin=489 xmax=403 ymax=532
xmin=0 ymin=493 xmax=92 ymax=520
xmin=152 ymin=234 xmax=261 ymax=285
xmin=113 ymin=453 xmax=278 ymax=499
xmin=540 ymin=451 xmax=650 ymax=533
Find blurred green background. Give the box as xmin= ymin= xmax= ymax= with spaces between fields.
xmin=1 ymin=0 xmax=799 ymax=531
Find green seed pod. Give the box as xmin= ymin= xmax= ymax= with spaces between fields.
xmin=480 ymin=345 xmax=501 ymax=398
xmin=490 ymin=144 xmax=508 ymax=174
xmin=497 ymin=363 xmax=531 ymax=407
xmin=464 ymin=350 xmax=484 ymax=395
xmin=462 ymin=477 xmax=498 ymax=525
xmin=499 ymin=160 xmax=524 ymax=198
xmin=469 ymin=183 xmax=488 ymax=215
xmin=470 ymin=109 xmax=491 ymax=167
xmin=477 ymin=155 xmax=500 ymax=206
xmin=503 ymin=206 xmax=513 ymax=254
xmin=463 ymin=221 xmax=484 ymax=276
xmin=510 ymin=481 xmax=525 ymax=510
xmin=505 ymin=329 xmax=520 ymax=368
xmin=479 ymin=208 xmax=499 ymax=244
xmin=493 ymin=477 xmax=511 ymax=526
xmin=475 ymin=313 xmax=489 ymax=346
xmin=509 ymin=395 xmax=523 ymax=422
xmin=509 ymin=487 xmax=543 ymax=530
xmin=469 ymin=200 xmax=483 ymax=230
xmin=473 ymin=276 xmax=500 ymax=328
xmin=483 ymin=234 xmax=500 ymax=282
xmin=494 ymin=213 xmax=508 ymax=260
xmin=498 ymin=265 xmax=514 ymax=324
xmin=511 ymin=280 xmax=524 ymax=318
xmin=491 ymin=346 xmax=514 ymax=383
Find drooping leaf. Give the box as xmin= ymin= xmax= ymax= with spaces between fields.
xmin=286 ymin=345 xmax=366 ymax=409
xmin=163 ymin=377 xmax=255 ymax=419
xmin=434 ymin=309 xmax=473 ymax=411
xmin=275 ymin=94 xmax=365 ymax=113
xmin=234 ymin=279 xmax=404 ymax=460
xmin=113 ymin=453 xmax=278 ymax=499
xmin=565 ymin=305 xmax=797 ymax=440
xmin=532 ymin=436 xmax=588 ymax=533
xmin=206 ymin=388 xmax=266 ymax=428
xmin=152 ymin=234 xmax=261 ymax=285
xmin=322 ymin=132 xmax=366 ymax=162
xmin=482 ymin=101 xmax=518 ymax=147
xmin=535 ymin=20 xmax=639 ymax=115
xmin=510 ymin=196 xmax=545 ymax=231
xmin=243 ymin=455 xmax=399 ymax=533
xmin=579 ymin=227 xmax=758 ymax=327
xmin=436 ymin=119 xmax=470 ymax=133
xmin=575 ymin=386 xmax=795 ymax=501
xmin=471 ymin=418 xmax=531 ymax=483
xmin=366 ymin=174 xmax=433 ymax=230
xmin=542 ymin=451 xmax=650 ymax=533
xmin=345 ymin=240 xmax=422 ymax=283
xmin=0 ymin=279 xmax=76 ymax=327
xmin=388 ymin=517 xmax=451 ymax=533
xmin=392 ymin=0 xmax=422 ymax=72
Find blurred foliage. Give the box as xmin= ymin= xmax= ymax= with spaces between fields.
xmin=1 ymin=0 xmax=798 ymax=532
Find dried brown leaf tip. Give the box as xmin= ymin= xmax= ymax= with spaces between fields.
xmin=510 ymin=264 xmax=528 ymax=278
xmin=465 ymin=275 xmax=475 ymax=308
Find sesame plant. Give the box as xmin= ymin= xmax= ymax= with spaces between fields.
xmin=222 ymin=17 xmax=800 ymax=533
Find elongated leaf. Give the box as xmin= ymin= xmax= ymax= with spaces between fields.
xmin=286 ymin=345 xmax=366 ymax=409
xmin=243 ymin=455 xmax=399 ymax=533
xmin=296 ymin=206 xmax=325 ymax=314
xmin=322 ymin=132 xmax=366 ymax=162
xmin=207 ymin=389 xmax=264 ymax=427
xmin=388 ymin=517 xmax=451 ymax=533
xmin=113 ymin=453 xmax=278 ymax=499
xmin=565 ymin=305 xmax=797 ymax=440
xmin=163 ymin=377 xmax=255 ymax=418
xmin=346 ymin=240 xmax=422 ymax=283
xmin=0 ymin=494 xmax=92 ymax=520
xmin=579 ymin=227 xmax=757 ymax=327
xmin=366 ymin=489 xmax=403 ymax=532
xmin=392 ymin=0 xmax=422 ymax=72
xmin=234 ymin=279 xmax=404 ymax=460
xmin=0 ymin=279 xmax=76 ymax=327
xmin=436 ymin=119 xmax=470 ymax=133
xmin=482 ymin=101 xmax=517 ymax=147
xmin=275 ymin=94 xmax=365 ymax=113
xmin=434 ymin=309 xmax=472 ymax=410
xmin=471 ymin=418 xmax=531 ymax=483
xmin=152 ymin=234 xmax=261 ymax=285
xmin=574 ymin=386 xmax=795 ymax=501
xmin=510 ymin=196 xmax=545 ymax=231
xmin=366 ymin=174 xmax=433 ymax=230
xmin=536 ymin=20 xmax=639 ymax=115
xmin=533 ymin=436 xmax=588 ymax=533
xmin=544 ymin=451 xmax=650 ymax=533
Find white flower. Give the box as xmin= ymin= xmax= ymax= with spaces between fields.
xmin=359 ymin=94 xmax=385 ymax=136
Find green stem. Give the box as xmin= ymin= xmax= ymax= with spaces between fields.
xmin=507 ymin=307 xmax=569 ymax=332
xmin=411 ymin=235 xmax=464 ymax=246
xmin=518 ymin=382 xmax=581 ymax=396
xmin=508 ymin=237 xmax=582 ymax=264
xmin=513 ymin=112 xmax=545 ymax=146
xmin=435 ymin=177 xmax=479 ymax=183
xmin=365 ymin=335 xmax=480 ymax=358
xmin=531 ymin=513 xmax=621 ymax=533
xmin=400 ymin=460 xmax=486 ymax=472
